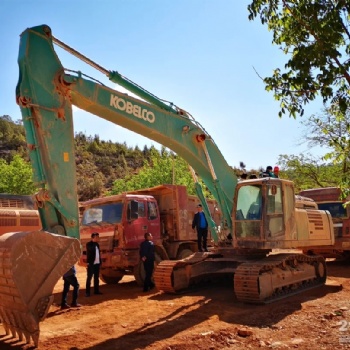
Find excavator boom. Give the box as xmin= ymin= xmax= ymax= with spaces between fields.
xmin=17 ymin=25 xmax=237 ymax=240
xmin=1 ymin=24 xmax=237 ymax=346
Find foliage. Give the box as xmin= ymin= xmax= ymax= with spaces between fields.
xmin=248 ymin=1 xmax=350 ymax=118
xmin=0 ymin=155 xmax=36 ymax=194
xmin=0 ymin=116 xmax=153 ymax=201
xmin=298 ymin=104 xmax=350 ymax=197
xmin=277 ymin=153 xmax=342 ymax=193
xmin=110 ymin=146 xmax=205 ymax=196
xmin=0 ymin=115 xmax=27 ymax=161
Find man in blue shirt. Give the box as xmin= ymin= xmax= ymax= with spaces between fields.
xmin=139 ymin=232 xmax=156 ymax=292
xmin=192 ymin=204 xmax=209 ymax=252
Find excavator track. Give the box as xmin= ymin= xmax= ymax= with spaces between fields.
xmin=234 ymin=253 xmax=326 ymax=303
xmin=154 ymin=252 xmax=213 ymax=293
xmin=0 ymin=231 xmax=81 ymax=347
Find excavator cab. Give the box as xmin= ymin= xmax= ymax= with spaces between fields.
xmin=233 ymin=178 xmax=334 ymax=250
xmin=234 ymin=179 xmax=281 ymax=242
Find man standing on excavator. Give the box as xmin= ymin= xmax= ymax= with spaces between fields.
xmin=192 ymin=204 xmax=209 ymax=252
xmin=139 ymin=232 xmax=155 ymax=292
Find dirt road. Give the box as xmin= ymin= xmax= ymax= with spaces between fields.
xmin=1 ymin=260 xmax=350 ymax=350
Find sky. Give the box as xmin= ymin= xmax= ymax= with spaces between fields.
xmin=1 ymin=0 xmax=326 ymax=171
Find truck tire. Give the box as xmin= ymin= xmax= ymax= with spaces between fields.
xmin=133 ymin=253 xmax=162 ymax=287
xmin=100 ymin=271 xmax=124 ymax=284
xmin=177 ymin=248 xmax=194 ymax=260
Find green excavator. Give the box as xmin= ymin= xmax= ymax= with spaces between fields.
xmin=0 ymin=25 xmax=334 ymax=347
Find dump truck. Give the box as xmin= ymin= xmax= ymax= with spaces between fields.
xmin=0 ymin=194 xmax=41 ymax=235
xmin=79 ymin=184 xmax=221 ymax=285
xmin=1 ymin=25 xmax=335 ymax=346
xmin=299 ymin=187 xmax=350 ymax=259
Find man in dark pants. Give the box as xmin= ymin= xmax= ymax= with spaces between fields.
xmin=139 ymin=232 xmax=155 ymax=292
xmin=61 ymin=265 xmax=81 ymax=309
xmin=192 ymin=204 xmax=208 ymax=252
xmin=85 ymin=232 xmax=102 ymax=297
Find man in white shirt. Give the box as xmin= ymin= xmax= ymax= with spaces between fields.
xmin=85 ymin=232 xmax=103 ymax=297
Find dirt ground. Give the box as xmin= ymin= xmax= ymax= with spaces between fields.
xmin=2 ymin=259 xmax=350 ymax=350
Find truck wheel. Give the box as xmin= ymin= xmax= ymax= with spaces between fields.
xmin=177 ymin=248 xmax=194 ymax=260
xmin=133 ymin=253 xmax=162 ymax=287
xmin=100 ymin=271 xmax=124 ymax=284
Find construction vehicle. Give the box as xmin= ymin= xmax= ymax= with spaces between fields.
xmin=299 ymin=187 xmax=350 ymax=259
xmin=79 ymin=184 xmax=221 ymax=285
xmin=1 ymin=24 xmax=334 ymax=346
xmin=0 ymin=194 xmax=41 ymax=235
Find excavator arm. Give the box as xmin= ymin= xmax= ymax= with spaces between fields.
xmin=17 ymin=25 xmax=237 ymax=239
xmin=0 ymin=25 xmax=238 ymax=346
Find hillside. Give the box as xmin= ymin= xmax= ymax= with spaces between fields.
xmin=0 ymin=115 xmax=153 ymax=201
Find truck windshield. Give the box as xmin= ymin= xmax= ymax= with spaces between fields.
xmin=317 ymin=202 xmax=347 ymax=218
xmin=82 ymin=202 xmax=124 ymax=225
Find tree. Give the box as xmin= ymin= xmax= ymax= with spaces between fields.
xmin=301 ymin=105 xmax=350 ymax=179
xmin=0 ymin=115 xmax=27 ymax=161
xmin=277 ymin=153 xmax=341 ymax=192
xmin=0 ymin=155 xmax=36 ymax=194
xmin=110 ymin=147 xmax=211 ymax=196
xmin=248 ymin=1 xmax=350 ymax=118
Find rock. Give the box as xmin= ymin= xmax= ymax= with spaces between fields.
xmin=271 ymin=341 xmax=286 ymax=348
xmin=200 ymin=331 xmax=214 ymax=336
xmin=237 ymin=328 xmax=253 ymax=337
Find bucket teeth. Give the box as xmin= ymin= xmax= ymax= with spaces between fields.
xmin=17 ymin=329 xmax=24 ymax=341
xmin=10 ymin=326 xmax=17 ymax=339
xmin=3 ymin=323 xmax=10 ymax=335
xmin=24 ymin=330 xmax=32 ymax=345
xmin=1 ymin=308 xmax=40 ymax=344
xmin=0 ymin=231 xmax=81 ymax=347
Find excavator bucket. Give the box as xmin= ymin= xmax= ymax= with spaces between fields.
xmin=0 ymin=231 xmax=81 ymax=347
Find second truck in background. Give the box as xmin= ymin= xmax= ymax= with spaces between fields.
xmin=0 ymin=194 xmax=41 ymax=235
xmin=299 ymin=187 xmax=350 ymax=259
xmin=78 ymin=184 xmax=221 ymax=285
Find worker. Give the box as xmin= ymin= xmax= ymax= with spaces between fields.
xmin=85 ymin=232 xmax=103 ymax=297
xmin=240 ymin=173 xmax=248 ymax=181
xmin=60 ymin=265 xmax=81 ymax=309
xmin=139 ymin=232 xmax=155 ymax=292
xmin=192 ymin=204 xmax=209 ymax=252
xmin=262 ymin=166 xmax=276 ymax=178
xmin=273 ymin=166 xmax=280 ymax=178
